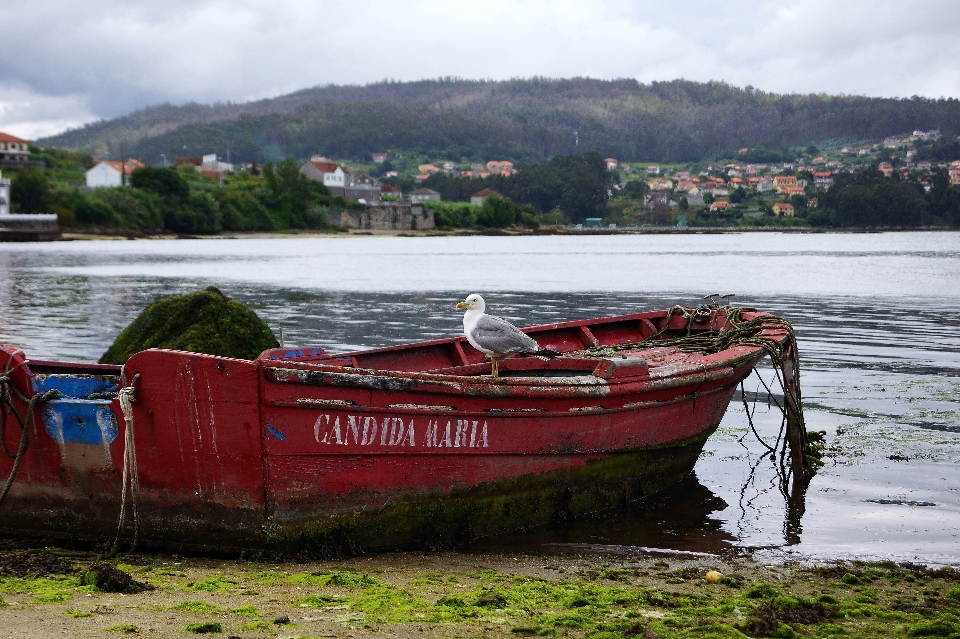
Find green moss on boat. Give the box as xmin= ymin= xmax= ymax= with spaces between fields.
xmin=100 ymin=288 xmax=278 ymax=364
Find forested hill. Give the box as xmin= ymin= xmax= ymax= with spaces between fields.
xmin=39 ymin=78 xmax=960 ymax=163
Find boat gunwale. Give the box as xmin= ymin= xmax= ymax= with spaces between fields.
xmin=257 ymin=308 xmax=783 ymax=391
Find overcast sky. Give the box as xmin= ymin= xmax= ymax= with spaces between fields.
xmin=3 ymin=0 xmax=959 ymax=140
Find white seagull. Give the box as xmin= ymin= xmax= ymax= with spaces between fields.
xmin=456 ymin=293 xmax=554 ymax=377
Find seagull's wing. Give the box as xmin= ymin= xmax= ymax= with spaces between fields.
xmin=471 ymin=314 xmax=541 ymax=356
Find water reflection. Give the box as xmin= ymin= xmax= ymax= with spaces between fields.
xmin=471 ymin=474 xmax=738 ymax=555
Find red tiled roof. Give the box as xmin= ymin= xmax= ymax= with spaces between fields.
xmin=311 ymin=161 xmax=341 ymax=173
xmin=101 ymin=159 xmax=144 ymax=175
xmin=472 ymin=188 xmax=502 ymax=198
xmin=0 ymin=132 xmax=29 ymax=144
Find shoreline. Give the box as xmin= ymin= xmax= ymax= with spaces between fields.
xmin=49 ymin=225 xmax=960 ymax=241
xmin=1 ymin=544 xmax=957 ymax=638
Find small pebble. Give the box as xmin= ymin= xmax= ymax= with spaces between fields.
xmin=705 ymin=570 xmax=724 ymax=583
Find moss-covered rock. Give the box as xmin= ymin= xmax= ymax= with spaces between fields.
xmin=100 ymin=288 xmax=279 ymax=364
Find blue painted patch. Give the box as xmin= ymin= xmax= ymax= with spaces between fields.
xmin=42 ymin=400 xmax=118 ymax=446
xmin=276 ymin=347 xmax=325 ymax=360
xmin=266 ymin=423 xmax=287 ymax=440
xmin=32 ymin=374 xmax=119 ymax=399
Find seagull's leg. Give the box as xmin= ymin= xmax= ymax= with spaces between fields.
xmin=490 ymin=357 xmax=499 ymax=378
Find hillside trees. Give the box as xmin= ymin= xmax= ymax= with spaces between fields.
xmin=41 ymin=78 xmax=960 ymax=164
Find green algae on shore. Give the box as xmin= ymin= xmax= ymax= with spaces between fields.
xmin=1 ymin=549 xmax=959 ymax=638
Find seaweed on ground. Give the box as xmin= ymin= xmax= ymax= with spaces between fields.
xmin=0 ymin=550 xmax=75 ymax=577
xmin=81 ymin=563 xmax=152 ymax=593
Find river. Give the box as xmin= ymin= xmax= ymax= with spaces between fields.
xmin=1 ymin=231 xmax=958 ymax=565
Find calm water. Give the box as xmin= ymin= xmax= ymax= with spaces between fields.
xmin=1 ymin=232 xmax=959 ymax=565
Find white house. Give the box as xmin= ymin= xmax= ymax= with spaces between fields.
xmin=300 ymin=156 xmax=350 ymax=197
xmin=197 ymin=153 xmax=234 ymax=175
xmin=0 ymin=170 xmax=10 ymax=215
xmin=0 ymin=132 xmax=31 ymax=163
xmin=85 ymin=159 xmax=144 ymax=188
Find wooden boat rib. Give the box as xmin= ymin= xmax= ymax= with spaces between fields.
xmin=0 ymin=306 xmax=789 ymax=553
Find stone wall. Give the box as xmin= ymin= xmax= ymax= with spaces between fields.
xmin=330 ymin=203 xmax=434 ymax=231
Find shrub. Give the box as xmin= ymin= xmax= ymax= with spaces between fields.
xmin=476 ymin=196 xmax=518 ymax=228
xmin=74 ymin=195 xmax=117 ymax=225
xmin=131 ymin=166 xmax=189 ymax=198
xmin=215 ymin=189 xmax=276 ymax=231
xmin=430 ymin=202 xmax=477 ymax=229
xmin=303 ymin=205 xmax=331 ymax=229
xmin=518 ymin=205 xmax=541 ymax=229
xmin=164 ymin=192 xmax=222 ymax=234
xmin=10 ymin=167 xmax=51 ymax=213
xmin=92 ymin=187 xmax=164 ymax=229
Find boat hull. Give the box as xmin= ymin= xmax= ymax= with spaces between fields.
xmin=0 ymin=307 xmax=778 ymax=553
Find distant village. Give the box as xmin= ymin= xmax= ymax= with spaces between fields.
xmin=2 ymin=126 xmax=959 ymax=232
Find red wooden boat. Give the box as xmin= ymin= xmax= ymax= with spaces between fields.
xmin=0 ymin=306 xmax=793 ymax=554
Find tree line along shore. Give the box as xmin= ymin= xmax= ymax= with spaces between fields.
xmin=3 ymin=140 xmax=960 ymax=237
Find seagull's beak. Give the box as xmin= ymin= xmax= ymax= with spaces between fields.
xmin=456 ymin=301 xmax=468 ymax=309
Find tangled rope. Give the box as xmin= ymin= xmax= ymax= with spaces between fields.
xmin=575 ymin=305 xmax=824 ymax=478
xmin=0 ymin=351 xmax=64 ymax=507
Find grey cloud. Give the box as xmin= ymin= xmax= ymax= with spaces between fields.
xmin=1 ymin=0 xmax=958 ymax=138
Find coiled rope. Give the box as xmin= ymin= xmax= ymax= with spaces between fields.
xmin=575 ymin=305 xmax=823 ymax=478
